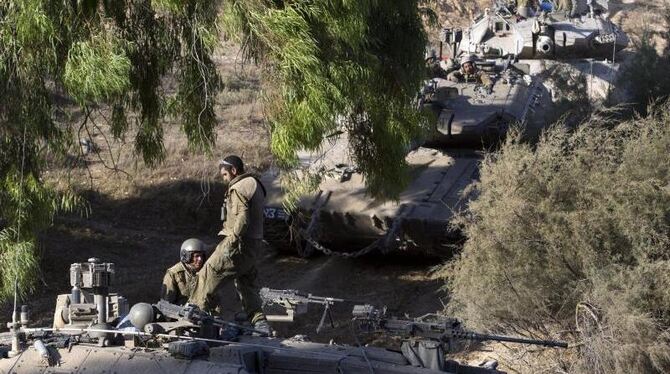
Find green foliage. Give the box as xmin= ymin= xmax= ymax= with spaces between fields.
xmin=280 ymin=171 xmax=322 ymax=214
xmin=15 ymin=0 xmax=57 ymax=47
xmin=0 ymin=0 xmax=221 ymax=299
xmin=222 ymin=0 xmax=429 ymax=197
xmin=443 ymin=103 xmax=670 ymax=373
xmin=64 ymin=35 xmax=131 ymax=104
xmin=0 ymin=0 xmax=429 ymax=301
xmin=0 ymin=161 xmax=87 ymax=299
xmin=545 ymin=64 xmax=592 ymax=126
xmin=0 ymin=231 xmax=39 ymax=301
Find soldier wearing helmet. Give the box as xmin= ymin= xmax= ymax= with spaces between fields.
xmin=160 ymin=238 xmax=209 ymax=306
xmin=516 ymin=0 xmax=540 ymax=18
xmin=189 ymin=155 xmax=271 ymax=335
xmin=447 ymin=54 xmax=493 ymax=89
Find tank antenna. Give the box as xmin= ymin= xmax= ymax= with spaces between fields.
xmin=7 ymin=123 xmax=28 ymax=357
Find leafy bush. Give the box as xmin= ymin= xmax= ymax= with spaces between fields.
xmin=1 ymin=1 xmax=431 ymax=302
xmin=544 ymin=64 xmax=592 ymax=126
xmin=64 ymin=35 xmax=131 ymax=104
xmin=442 ymin=103 xmax=670 ymax=373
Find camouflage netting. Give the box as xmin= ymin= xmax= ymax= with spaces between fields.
xmin=443 ymin=104 xmax=670 ymax=373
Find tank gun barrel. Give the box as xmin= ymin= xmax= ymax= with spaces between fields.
xmin=352 ymin=304 xmax=568 ymax=349
xmin=446 ymin=329 xmax=568 ymax=348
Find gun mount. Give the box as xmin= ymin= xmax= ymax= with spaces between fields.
xmin=1 ymin=260 xmax=518 ymax=373
xmin=54 ymin=258 xmax=129 ymax=332
xmin=260 ymin=287 xmax=346 ymax=333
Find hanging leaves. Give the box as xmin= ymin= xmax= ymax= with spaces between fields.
xmin=0 ymin=0 xmax=430 ymax=299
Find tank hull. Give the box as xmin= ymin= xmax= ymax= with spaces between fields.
xmin=261 ymin=64 xmax=544 ymax=257
xmin=0 ymin=335 xmax=503 ymax=374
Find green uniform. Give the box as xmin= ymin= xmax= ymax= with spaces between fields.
xmin=556 ymin=0 xmax=573 ymax=14
xmin=189 ymin=173 xmax=266 ymax=323
xmin=161 ymin=262 xmax=224 ymax=313
xmin=161 ymin=262 xmax=197 ymax=306
xmin=447 ymin=68 xmax=493 ymax=86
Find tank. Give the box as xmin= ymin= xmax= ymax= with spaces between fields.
xmin=453 ymin=0 xmax=629 ymax=100
xmin=262 ymin=59 xmax=544 ymax=258
xmin=261 ymin=0 xmax=629 ymax=258
xmin=0 ymin=259 xmax=545 ymax=373
xmin=460 ymin=1 xmax=628 ymax=60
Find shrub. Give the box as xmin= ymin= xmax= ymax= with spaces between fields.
xmin=618 ymin=8 xmax=670 ymax=117
xmin=442 ymin=103 xmax=670 ymax=373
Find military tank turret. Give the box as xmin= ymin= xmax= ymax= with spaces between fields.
xmin=460 ymin=0 xmax=628 ymax=60
xmin=452 ymin=0 xmax=629 ymax=101
xmin=0 ymin=260 xmax=568 ymax=373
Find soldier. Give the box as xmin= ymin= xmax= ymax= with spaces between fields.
xmin=447 ymin=54 xmax=493 ymax=89
xmin=555 ymin=0 xmax=574 ymax=16
xmin=189 ymin=155 xmax=271 ymax=335
xmin=516 ymin=0 xmax=538 ymax=18
xmin=161 ymin=238 xmax=208 ymax=306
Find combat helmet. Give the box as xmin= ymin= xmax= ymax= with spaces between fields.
xmin=180 ymin=238 xmax=206 ymax=263
xmin=459 ymin=53 xmax=477 ymax=67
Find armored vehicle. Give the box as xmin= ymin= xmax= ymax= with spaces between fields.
xmin=262 ymin=58 xmax=543 ymax=258
xmin=459 ymin=1 xmax=628 ymax=60
xmin=452 ymin=0 xmax=629 ymax=100
xmin=0 ymin=259 xmax=567 ymax=373
xmin=261 ymin=0 xmax=629 ymax=258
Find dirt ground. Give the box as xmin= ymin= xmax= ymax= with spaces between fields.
xmin=1 ymin=1 xmax=665 ymax=372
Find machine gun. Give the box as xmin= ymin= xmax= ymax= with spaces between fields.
xmin=352 ymin=304 xmax=568 ymax=349
xmin=153 ymin=300 xmax=266 ymax=338
xmin=260 ymin=288 xmax=345 ymax=333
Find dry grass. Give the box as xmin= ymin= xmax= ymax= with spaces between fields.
xmin=45 ymin=43 xmax=272 ymax=202
xmin=610 ymin=0 xmax=670 ymax=54
xmin=440 ymin=102 xmax=670 ymax=373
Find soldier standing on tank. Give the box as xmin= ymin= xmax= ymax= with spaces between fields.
xmin=189 ymin=155 xmax=271 ymax=335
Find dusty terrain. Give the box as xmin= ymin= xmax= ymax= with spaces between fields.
xmin=1 ymin=1 xmax=665 ymax=371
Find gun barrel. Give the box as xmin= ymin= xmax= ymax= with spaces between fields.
xmin=308 ymin=295 xmax=345 ymax=303
xmin=260 ymin=288 xmax=345 ymax=304
xmin=451 ymin=330 xmax=568 ymax=348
